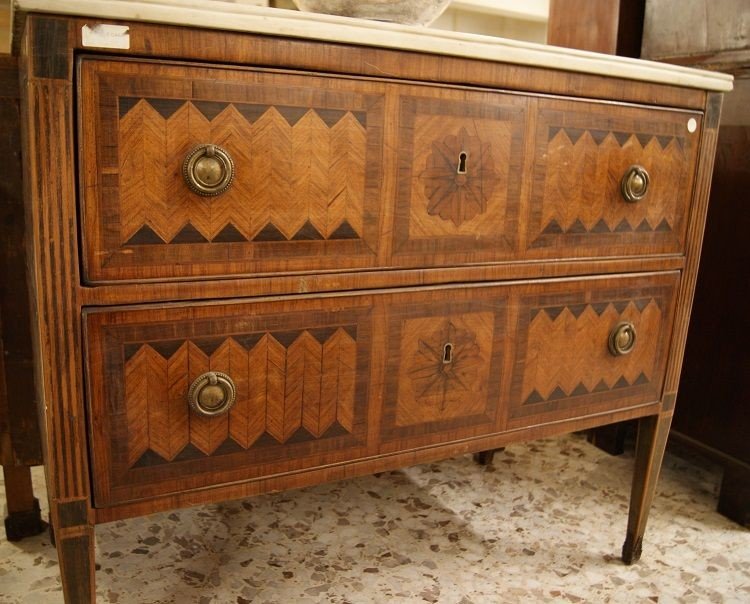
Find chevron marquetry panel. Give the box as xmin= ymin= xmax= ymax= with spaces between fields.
xmin=118 ymin=100 xmax=367 ymax=244
xmin=508 ymin=274 xmax=679 ymax=424
xmin=122 ymin=328 xmax=360 ymax=468
xmin=520 ymin=301 xmax=661 ymax=403
xmin=87 ymin=298 xmax=371 ymax=506
xmin=527 ymin=99 xmax=701 ymax=256
xmin=79 ymin=59 xmax=383 ymax=281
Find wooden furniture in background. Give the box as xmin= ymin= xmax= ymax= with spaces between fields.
xmin=548 ymin=0 xmax=620 ymax=53
xmin=0 ymin=0 xmax=10 ymax=54
xmin=547 ymin=0 xmax=645 ymax=57
xmin=640 ymin=0 xmax=750 ymax=526
xmin=641 ymin=0 xmax=750 ymax=68
xmin=13 ymin=5 xmax=729 ymax=601
xmin=0 ymin=56 xmax=45 ymax=541
xmin=672 ymin=111 xmax=750 ymax=527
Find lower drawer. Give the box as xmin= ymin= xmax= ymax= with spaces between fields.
xmin=84 ymin=272 xmax=677 ymax=506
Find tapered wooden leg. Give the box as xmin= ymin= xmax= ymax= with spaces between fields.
xmin=2 ymin=465 xmax=47 ymax=541
xmin=473 ymin=448 xmax=504 ymax=466
xmin=622 ymin=412 xmax=672 ymax=564
xmin=51 ymin=500 xmax=96 ymax=603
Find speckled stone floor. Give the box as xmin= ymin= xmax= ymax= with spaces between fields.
xmin=1 ymin=433 xmax=748 ymax=603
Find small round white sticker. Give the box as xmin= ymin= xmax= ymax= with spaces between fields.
xmin=687 ymin=118 xmax=697 ymax=133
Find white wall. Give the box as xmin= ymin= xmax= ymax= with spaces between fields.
xmin=0 ymin=0 xmax=551 ymax=56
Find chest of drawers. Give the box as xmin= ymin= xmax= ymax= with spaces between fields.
xmin=14 ymin=3 xmax=731 ymax=601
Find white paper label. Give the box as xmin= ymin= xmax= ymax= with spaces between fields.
xmin=81 ymin=24 xmax=130 ymax=49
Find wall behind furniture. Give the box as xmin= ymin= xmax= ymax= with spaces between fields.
xmin=271 ymin=0 xmax=549 ymax=42
xmin=0 ymin=0 xmax=550 ymax=53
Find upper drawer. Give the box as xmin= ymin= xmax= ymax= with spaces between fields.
xmin=79 ymin=58 xmax=702 ymax=284
xmin=525 ymin=98 xmax=701 ymax=257
xmin=78 ymin=58 xmax=386 ymax=282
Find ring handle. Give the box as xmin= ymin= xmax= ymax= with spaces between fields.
xmin=620 ymin=165 xmax=650 ymax=203
xmin=187 ymin=371 xmax=236 ymax=417
xmin=183 ymin=144 xmax=234 ymax=196
xmin=608 ymin=322 xmax=637 ymax=356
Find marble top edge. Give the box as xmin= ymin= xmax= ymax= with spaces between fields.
xmin=14 ymin=0 xmax=733 ymax=92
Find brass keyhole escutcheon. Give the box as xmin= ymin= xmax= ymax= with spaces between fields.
xmin=608 ymin=322 xmax=637 ymax=356
xmin=621 ymin=165 xmax=650 ymax=202
xmin=183 ymin=144 xmax=235 ymax=196
xmin=187 ymin=371 xmax=237 ymax=417
xmin=443 ymin=342 xmax=454 ymax=364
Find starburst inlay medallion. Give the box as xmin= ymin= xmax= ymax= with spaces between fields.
xmin=420 ymin=127 xmax=501 ymax=227
xmin=408 ymin=320 xmax=482 ymax=410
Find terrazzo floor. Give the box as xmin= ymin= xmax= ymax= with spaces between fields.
xmin=1 ymin=433 xmax=748 ymax=603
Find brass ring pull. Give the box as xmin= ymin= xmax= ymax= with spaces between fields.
xmin=183 ymin=144 xmax=234 ymax=196
xmin=187 ymin=371 xmax=236 ymax=417
xmin=621 ymin=165 xmax=650 ymax=202
xmin=609 ymin=322 xmax=637 ymax=356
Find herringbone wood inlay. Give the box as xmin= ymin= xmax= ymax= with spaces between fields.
xmin=86 ymin=299 xmax=371 ymax=506
xmin=123 ymin=328 xmax=358 ymax=466
xmin=119 ymin=100 xmax=367 ymax=244
xmin=527 ymin=99 xmax=700 ymax=256
xmin=508 ymin=274 xmax=679 ymax=425
xmin=80 ymin=59 xmax=384 ymax=281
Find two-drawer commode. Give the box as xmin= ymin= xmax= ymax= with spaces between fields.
xmin=14 ymin=3 xmax=731 ymax=601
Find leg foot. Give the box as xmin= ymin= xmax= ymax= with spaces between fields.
xmin=587 ymin=421 xmax=633 ymax=456
xmin=473 ymin=448 xmax=504 ymax=466
xmin=621 ymin=535 xmax=643 ymax=565
xmin=621 ymin=413 xmax=672 ymax=564
xmin=2 ymin=465 xmax=47 ymax=541
xmin=5 ymin=497 xmax=47 ymax=542
xmin=51 ymin=500 xmax=96 ymax=603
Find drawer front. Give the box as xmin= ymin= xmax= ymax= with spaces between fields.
xmin=80 ymin=58 xmax=699 ymax=284
xmin=79 ymin=59 xmax=385 ymax=282
xmin=507 ymin=272 xmax=678 ymax=427
xmin=86 ymin=297 xmax=374 ymax=506
xmin=86 ymin=273 xmax=676 ymax=505
xmin=526 ymin=99 xmax=701 ymax=257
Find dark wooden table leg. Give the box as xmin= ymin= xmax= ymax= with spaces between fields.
xmin=2 ymin=464 xmax=46 ymax=541
xmin=622 ymin=412 xmax=672 ymax=564
xmin=717 ymin=463 xmax=750 ymax=527
xmin=587 ymin=422 xmax=633 ymax=456
xmin=473 ymin=448 xmax=504 ymax=466
xmin=1 ymin=56 xmax=46 ymax=544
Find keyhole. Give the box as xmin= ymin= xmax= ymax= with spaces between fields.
xmin=457 ymin=151 xmax=468 ymax=174
xmin=443 ymin=342 xmax=453 ymax=364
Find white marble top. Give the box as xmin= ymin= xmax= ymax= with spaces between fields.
xmin=14 ymin=0 xmax=733 ymax=91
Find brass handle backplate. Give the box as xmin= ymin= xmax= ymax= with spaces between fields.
xmin=621 ymin=165 xmax=650 ymax=202
xmin=183 ymin=144 xmax=235 ymax=196
xmin=187 ymin=371 xmax=236 ymax=417
xmin=609 ymin=322 xmax=637 ymax=356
